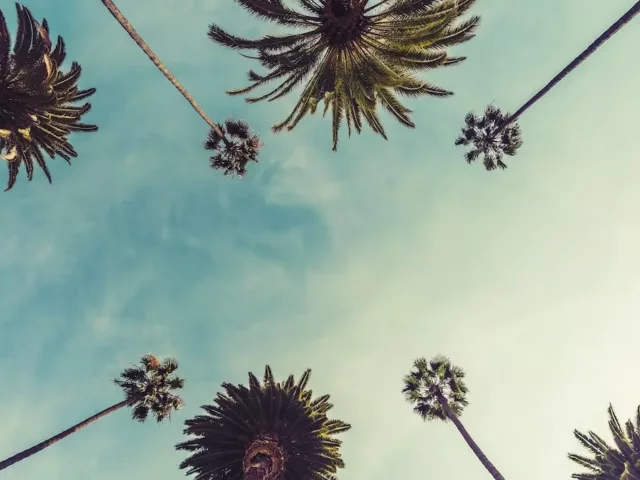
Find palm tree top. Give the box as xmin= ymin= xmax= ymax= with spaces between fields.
xmin=569 ymin=403 xmax=640 ymax=480
xmin=209 ymin=0 xmax=480 ymax=150
xmin=0 ymin=3 xmax=97 ymax=191
xmin=403 ymin=355 xmax=470 ymax=422
xmin=114 ymin=354 xmax=185 ymax=423
xmin=455 ymin=105 xmax=523 ymax=171
xmin=177 ymin=365 xmax=351 ymax=480
xmin=205 ymin=118 xmax=262 ymax=177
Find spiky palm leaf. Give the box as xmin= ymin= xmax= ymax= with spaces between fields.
xmin=0 ymin=4 xmax=97 ymax=191
xmin=454 ymin=105 xmax=522 ymax=170
xmin=205 ymin=119 xmax=262 ymax=177
xmin=209 ymin=0 xmax=479 ymax=151
xmin=114 ymin=354 xmax=185 ymax=422
xmin=402 ymin=355 xmax=469 ymax=420
xmin=569 ymin=404 xmax=640 ymax=480
xmin=176 ymin=365 xmax=351 ymax=480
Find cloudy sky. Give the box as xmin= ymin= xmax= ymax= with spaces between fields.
xmin=1 ymin=0 xmax=639 ymax=479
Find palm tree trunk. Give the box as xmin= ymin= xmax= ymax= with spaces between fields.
xmin=100 ymin=0 xmax=231 ymax=147
xmin=494 ymin=0 xmax=640 ymax=137
xmin=435 ymin=391 xmax=506 ymax=480
xmin=0 ymin=399 xmax=129 ymax=472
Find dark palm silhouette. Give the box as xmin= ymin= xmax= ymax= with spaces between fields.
xmin=569 ymin=403 xmax=640 ymax=480
xmin=456 ymin=1 xmax=640 ymax=170
xmin=403 ymin=355 xmax=505 ymax=480
xmin=0 ymin=354 xmax=184 ymax=472
xmin=100 ymin=0 xmax=261 ymax=175
xmin=209 ymin=0 xmax=480 ymax=151
xmin=177 ymin=365 xmax=350 ymax=480
xmin=206 ymin=119 xmax=262 ymax=177
xmin=0 ymin=4 xmax=97 ymax=191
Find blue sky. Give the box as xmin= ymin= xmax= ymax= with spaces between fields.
xmin=1 ymin=0 xmax=639 ymax=479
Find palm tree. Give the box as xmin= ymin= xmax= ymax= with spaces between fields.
xmin=206 ymin=118 xmax=262 ymax=177
xmin=569 ymin=403 xmax=640 ymax=480
xmin=0 ymin=4 xmax=98 ymax=191
xmin=456 ymin=1 xmax=640 ymax=170
xmin=0 ymin=354 xmax=184 ymax=472
xmin=403 ymin=355 xmax=505 ymax=480
xmin=209 ymin=0 xmax=480 ymax=151
xmin=177 ymin=365 xmax=351 ymax=480
xmin=100 ymin=0 xmax=261 ymax=176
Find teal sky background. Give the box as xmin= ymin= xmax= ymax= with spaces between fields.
xmin=1 ymin=0 xmax=639 ymax=479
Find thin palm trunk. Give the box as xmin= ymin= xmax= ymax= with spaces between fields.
xmin=435 ymin=391 xmax=505 ymax=480
xmin=494 ymin=0 xmax=640 ymax=137
xmin=0 ymin=399 xmax=130 ymax=472
xmin=100 ymin=0 xmax=231 ymax=147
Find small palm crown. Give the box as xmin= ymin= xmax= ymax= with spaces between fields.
xmin=455 ymin=105 xmax=523 ymax=171
xmin=210 ymin=0 xmax=480 ymax=150
xmin=402 ymin=355 xmax=469 ymax=421
xmin=0 ymin=4 xmax=97 ymax=191
xmin=205 ymin=119 xmax=262 ymax=178
xmin=113 ymin=354 xmax=185 ymax=423
xmin=569 ymin=404 xmax=640 ymax=480
xmin=176 ymin=365 xmax=351 ymax=480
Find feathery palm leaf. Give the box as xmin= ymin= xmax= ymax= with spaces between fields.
xmin=209 ymin=0 xmax=479 ymax=150
xmin=205 ymin=119 xmax=262 ymax=177
xmin=0 ymin=4 xmax=97 ymax=191
xmin=114 ymin=354 xmax=185 ymax=422
xmin=569 ymin=404 xmax=640 ymax=480
xmin=176 ymin=365 xmax=350 ymax=480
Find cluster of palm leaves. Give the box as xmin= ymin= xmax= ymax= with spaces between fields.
xmin=205 ymin=119 xmax=262 ymax=177
xmin=177 ymin=365 xmax=350 ymax=480
xmin=210 ymin=0 xmax=480 ymax=150
xmin=0 ymin=4 xmax=97 ymax=191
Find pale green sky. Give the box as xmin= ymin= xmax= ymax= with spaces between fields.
xmin=1 ymin=0 xmax=639 ymax=479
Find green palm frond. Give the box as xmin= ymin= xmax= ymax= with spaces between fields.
xmin=455 ymin=104 xmax=522 ymax=170
xmin=402 ymin=355 xmax=469 ymax=422
xmin=176 ymin=365 xmax=350 ymax=480
xmin=209 ymin=0 xmax=479 ymax=150
xmin=569 ymin=404 xmax=640 ymax=480
xmin=0 ymin=4 xmax=97 ymax=191
xmin=205 ymin=118 xmax=262 ymax=177
xmin=114 ymin=354 xmax=185 ymax=423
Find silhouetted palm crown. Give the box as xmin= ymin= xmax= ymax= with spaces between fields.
xmin=0 ymin=4 xmax=97 ymax=191
xmin=569 ymin=404 xmax=640 ymax=480
xmin=177 ymin=365 xmax=351 ymax=480
xmin=205 ymin=119 xmax=262 ymax=177
xmin=402 ymin=355 xmax=469 ymax=421
xmin=114 ymin=354 xmax=185 ymax=422
xmin=209 ymin=0 xmax=479 ymax=150
xmin=455 ymin=105 xmax=522 ymax=170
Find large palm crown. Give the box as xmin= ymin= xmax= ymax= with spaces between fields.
xmin=176 ymin=365 xmax=351 ymax=480
xmin=0 ymin=4 xmax=97 ymax=191
xmin=114 ymin=354 xmax=185 ymax=422
xmin=402 ymin=355 xmax=469 ymax=421
xmin=210 ymin=0 xmax=479 ymax=150
xmin=569 ymin=404 xmax=640 ymax=480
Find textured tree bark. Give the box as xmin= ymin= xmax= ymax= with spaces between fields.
xmin=435 ymin=391 xmax=506 ymax=480
xmin=243 ymin=455 xmax=273 ymax=480
xmin=0 ymin=400 xmax=129 ymax=471
xmin=100 ymin=0 xmax=231 ymax=147
xmin=494 ymin=0 xmax=640 ymax=137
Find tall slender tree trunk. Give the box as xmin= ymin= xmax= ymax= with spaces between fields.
xmin=494 ymin=0 xmax=640 ymax=137
xmin=0 ymin=400 xmax=129 ymax=472
xmin=435 ymin=391 xmax=506 ymax=480
xmin=100 ymin=0 xmax=230 ymax=147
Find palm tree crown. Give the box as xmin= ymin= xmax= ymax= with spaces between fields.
xmin=209 ymin=0 xmax=479 ymax=150
xmin=114 ymin=354 xmax=185 ymax=422
xmin=455 ymin=105 xmax=523 ymax=171
xmin=205 ymin=119 xmax=262 ymax=177
xmin=403 ymin=355 xmax=469 ymax=420
xmin=176 ymin=365 xmax=351 ymax=480
xmin=569 ymin=404 xmax=640 ymax=480
xmin=0 ymin=4 xmax=97 ymax=191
